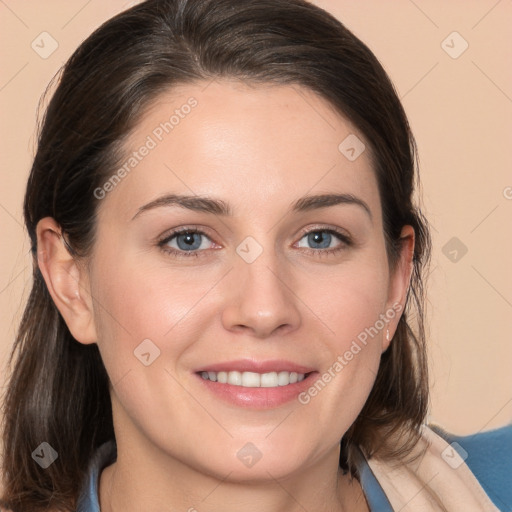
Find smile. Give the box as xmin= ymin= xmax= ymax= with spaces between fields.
xmin=194 ymin=359 xmax=317 ymax=408
xmin=200 ymin=370 xmax=307 ymax=387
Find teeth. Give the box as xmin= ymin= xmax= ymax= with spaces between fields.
xmin=227 ymin=371 xmax=242 ymax=386
xmin=277 ymin=371 xmax=290 ymax=386
xmin=242 ymin=371 xmax=260 ymax=387
xmin=261 ymin=372 xmax=278 ymax=387
xmin=200 ymin=370 xmax=307 ymax=387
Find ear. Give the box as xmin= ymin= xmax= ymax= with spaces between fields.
xmin=382 ymin=225 xmax=415 ymax=352
xmin=36 ymin=217 xmax=97 ymax=344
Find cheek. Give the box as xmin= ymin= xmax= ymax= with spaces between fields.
xmin=88 ymin=252 xmax=218 ymax=381
xmin=295 ymin=257 xmax=390 ymax=418
xmin=308 ymin=256 xmax=390 ymax=350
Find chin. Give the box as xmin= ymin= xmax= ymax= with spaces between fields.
xmin=186 ymin=436 xmax=319 ymax=483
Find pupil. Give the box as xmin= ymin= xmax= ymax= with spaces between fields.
xmin=310 ymin=231 xmax=330 ymax=249
xmin=177 ymin=233 xmax=200 ymax=250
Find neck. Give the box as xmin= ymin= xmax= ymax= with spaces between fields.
xmin=99 ymin=433 xmax=368 ymax=512
xmin=98 ymin=394 xmax=369 ymax=512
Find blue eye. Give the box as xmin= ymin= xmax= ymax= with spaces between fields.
xmin=298 ymin=230 xmax=342 ymax=250
xmin=159 ymin=228 xmax=212 ymax=258
xmin=170 ymin=231 xmax=204 ymax=251
xmin=295 ymin=229 xmax=352 ymax=257
xmin=158 ymin=227 xmax=351 ymax=259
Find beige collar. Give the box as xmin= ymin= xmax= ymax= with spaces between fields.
xmin=365 ymin=424 xmax=499 ymax=511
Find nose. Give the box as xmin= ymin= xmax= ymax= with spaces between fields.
xmin=221 ymin=248 xmax=302 ymax=339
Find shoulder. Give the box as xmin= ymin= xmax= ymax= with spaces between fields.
xmin=429 ymin=422 xmax=512 ymax=511
xmin=76 ymin=439 xmax=117 ymax=512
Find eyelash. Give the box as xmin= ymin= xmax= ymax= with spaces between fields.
xmin=157 ymin=226 xmax=353 ymax=259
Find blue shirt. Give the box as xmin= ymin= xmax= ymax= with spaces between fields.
xmin=76 ymin=423 xmax=512 ymax=511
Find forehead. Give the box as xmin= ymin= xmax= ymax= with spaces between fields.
xmin=96 ymin=79 xmax=380 ymax=223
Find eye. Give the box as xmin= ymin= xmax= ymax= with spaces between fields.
xmin=295 ymin=228 xmax=352 ymax=256
xmin=158 ymin=226 xmax=352 ymax=259
xmin=158 ymin=228 xmax=215 ymax=258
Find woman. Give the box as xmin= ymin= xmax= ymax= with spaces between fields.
xmin=1 ymin=0 xmax=510 ymax=511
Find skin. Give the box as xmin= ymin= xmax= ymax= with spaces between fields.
xmin=37 ymin=79 xmax=414 ymax=512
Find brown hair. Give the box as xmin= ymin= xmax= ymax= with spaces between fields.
xmin=1 ymin=0 xmax=431 ymax=510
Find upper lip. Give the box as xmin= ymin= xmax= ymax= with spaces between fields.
xmin=196 ymin=359 xmax=316 ymax=374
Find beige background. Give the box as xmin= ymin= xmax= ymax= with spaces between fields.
xmin=0 ymin=0 xmax=511 ymax=463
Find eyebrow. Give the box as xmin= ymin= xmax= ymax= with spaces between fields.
xmin=131 ymin=192 xmax=372 ymax=220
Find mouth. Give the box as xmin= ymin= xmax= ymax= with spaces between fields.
xmin=194 ymin=360 xmax=317 ymax=409
xmin=199 ymin=370 xmax=309 ymax=387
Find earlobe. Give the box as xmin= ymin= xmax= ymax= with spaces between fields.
xmin=36 ymin=217 xmax=97 ymax=345
xmin=383 ymin=225 xmax=415 ymax=352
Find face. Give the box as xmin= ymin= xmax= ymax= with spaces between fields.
xmin=45 ymin=80 xmax=413 ymax=482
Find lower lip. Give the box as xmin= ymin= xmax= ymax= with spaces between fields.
xmin=195 ymin=372 xmax=318 ymax=409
